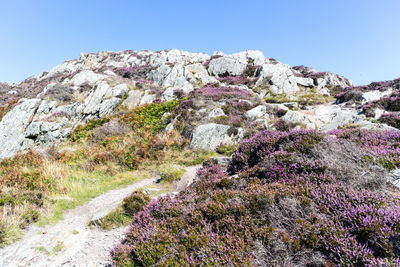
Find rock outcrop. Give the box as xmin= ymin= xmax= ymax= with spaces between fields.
xmin=0 ymin=49 xmax=397 ymax=159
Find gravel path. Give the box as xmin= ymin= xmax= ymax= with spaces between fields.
xmin=0 ymin=165 xmax=202 ymax=267
xmin=0 ymin=178 xmax=157 ymax=267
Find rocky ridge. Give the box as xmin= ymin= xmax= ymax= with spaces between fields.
xmin=0 ymin=49 xmax=396 ymax=160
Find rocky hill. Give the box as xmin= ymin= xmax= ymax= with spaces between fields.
xmin=0 ymin=49 xmax=357 ymax=159
xmin=0 ymin=49 xmax=399 ymax=266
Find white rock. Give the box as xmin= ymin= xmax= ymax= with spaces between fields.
xmin=281 ymin=110 xmax=313 ymax=128
xmin=140 ymin=92 xmax=156 ymax=105
xmin=208 ymin=56 xmax=247 ymax=77
xmin=99 ymin=98 xmax=121 ymax=117
xmin=374 ymin=108 xmax=385 ymax=119
xmin=122 ymin=90 xmax=142 ymax=109
xmin=390 ymin=169 xmax=400 ymax=189
xmin=69 ymin=70 xmax=106 ymax=87
xmin=265 ymin=103 xmax=289 ymax=112
xmin=112 ymin=84 xmax=129 ymax=98
xmin=245 ymin=105 xmax=267 ymax=119
xmin=185 ymin=63 xmax=218 ymax=85
xmin=83 ymin=81 xmax=112 ymax=115
xmin=0 ymin=99 xmax=41 ymax=159
xmin=208 ymin=108 xmax=225 ymax=119
xmin=190 ymin=123 xmax=230 ymax=150
xmin=361 ymin=89 xmax=392 ymax=104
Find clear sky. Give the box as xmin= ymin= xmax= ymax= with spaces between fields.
xmin=0 ymin=0 xmax=399 ymax=85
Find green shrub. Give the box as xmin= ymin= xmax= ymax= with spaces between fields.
xmin=20 ymin=208 xmax=40 ymax=228
xmin=159 ymin=165 xmax=185 ymax=182
xmin=100 ymin=206 xmax=132 ymax=230
xmin=70 ymin=117 xmax=110 ymax=142
xmin=216 ymin=144 xmax=237 ymax=156
xmin=0 ymin=221 xmax=6 ymax=244
xmin=122 ymin=98 xmax=183 ymax=133
xmin=122 ymin=191 xmax=151 ymax=217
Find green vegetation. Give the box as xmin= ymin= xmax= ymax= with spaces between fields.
xmin=158 ymin=164 xmax=185 ymax=182
xmin=265 ymin=89 xmax=334 ymax=106
xmin=69 ymin=117 xmax=110 ymax=142
xmin=0 ymin=98 xmax=19 ymax=122
xmin=0 ymin=99 xmax=214 ymax=246
xmin=121 ymin=98 xmax=184 ymax=133
xmin=100 ymin=206 xmax=132 ymax=230
xmin=35 ymin=241 xmax=64 ymax=256
xmin=216 ymin=144 xmax=237 ymax=156
xmin=52 ymin=241 xmax=64 ymax=254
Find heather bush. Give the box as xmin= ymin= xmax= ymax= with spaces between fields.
xmin=378 ymin=112 xmax=400 ymax=128
xmin=114 ymin=64 xmax=152 ymax=80
xmin=42 ymin=85 xmax=74 ymax=102
xmin=113 ymin=129 xmax=400 ymax=266
xmin=91 ymin=120 xmax=131 ymax=142
xmin=197 ymin=85 xmax=250 ymax=101
xmin=273 ymin=119 xmax=290 ymax=131
xmin=329 ymin=128 xmax=400 ymax=169
xmin=122 ymin=191 xmax=151 ymax=217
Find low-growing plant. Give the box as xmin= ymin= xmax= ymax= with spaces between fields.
xmin=69 ymin=117 xmax=110 ymax=142
xmin=378 ymin=112 xmax=400 ymax=128
xmin=121 ymin=98 xmax=183 ymax=133
xmin=122 ymin=191 xmax=151 ymax=217
xmin=158 ymin=164 xmax=185 ymax=182
xmin=112 ymin=129 xmax=400 ymax=266
xmin=216 ymin=144 xmax=237 ymax=156
xmin=100 ymin=206 xmax=132 ymax=230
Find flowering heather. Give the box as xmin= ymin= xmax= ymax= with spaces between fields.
xmin=114 ymin=64 xmax=152 ymax=80
xmin=216 ymin=76 xmax=255 ymax=86
xmin=379 ymin=112 xmax=400 ymax=129
xmin=198 ymin=85 xmax=250 ymax=101
xmin=329 ymin=128 xmax=400 ymax=168
xmin=361 ymin=91 xmax=400 ymax=117
xmin=292 ymin=65 xmax=327 ymax=79
xmin=336 ymin=78 xmax=400 ymax=105
xmin=112 ymin=129 xmax=400 ymax=266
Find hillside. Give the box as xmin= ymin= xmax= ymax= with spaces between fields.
xmin=0 ymin=49 xmax=399 ymax=266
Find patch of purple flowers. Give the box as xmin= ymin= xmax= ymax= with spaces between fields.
xmin=198 ymin=85 xmax=250 ymax=101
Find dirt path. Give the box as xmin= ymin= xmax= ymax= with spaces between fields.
xmin=0 ymin=165 xmax=202 ymax=267
xmin=0 ymin=178 xmax=156 ymax=267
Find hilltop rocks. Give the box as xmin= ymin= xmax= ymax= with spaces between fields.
xmin=0 ymin=48 xmax=397 ymax=159
xmin=208 ymin=50 xmax=264 ymax=77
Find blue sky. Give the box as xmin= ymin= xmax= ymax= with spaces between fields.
xmin=0 ymin=0 xmax=399 ymax=85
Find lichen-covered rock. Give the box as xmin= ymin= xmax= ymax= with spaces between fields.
xmin=207 ymin=108 xmax=225 ymax=119
xmin=0 ymin=99 xmax=41 ymax=158
xmin=281 ymin=110 xmax=313 ymax=128
xmin=245 ymin=105 xmax=268 ymax=119
xmin=122 ymin=90 xmax=142 ymax=110
xmin=208 ymin=56 xmax=247 ymax=77
xmin=190 ymin=123 xmax=230 ymax=150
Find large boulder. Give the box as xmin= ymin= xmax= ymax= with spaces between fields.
xmin=190 ymin=123 xmax=230 ymax=150
xmin=245 ymin=105 xmax=268 ymax=120
xmin=0 ymin=99 xmax=41 ymax=159
xmin=207 ymin=50 xmax=264 ymax=77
